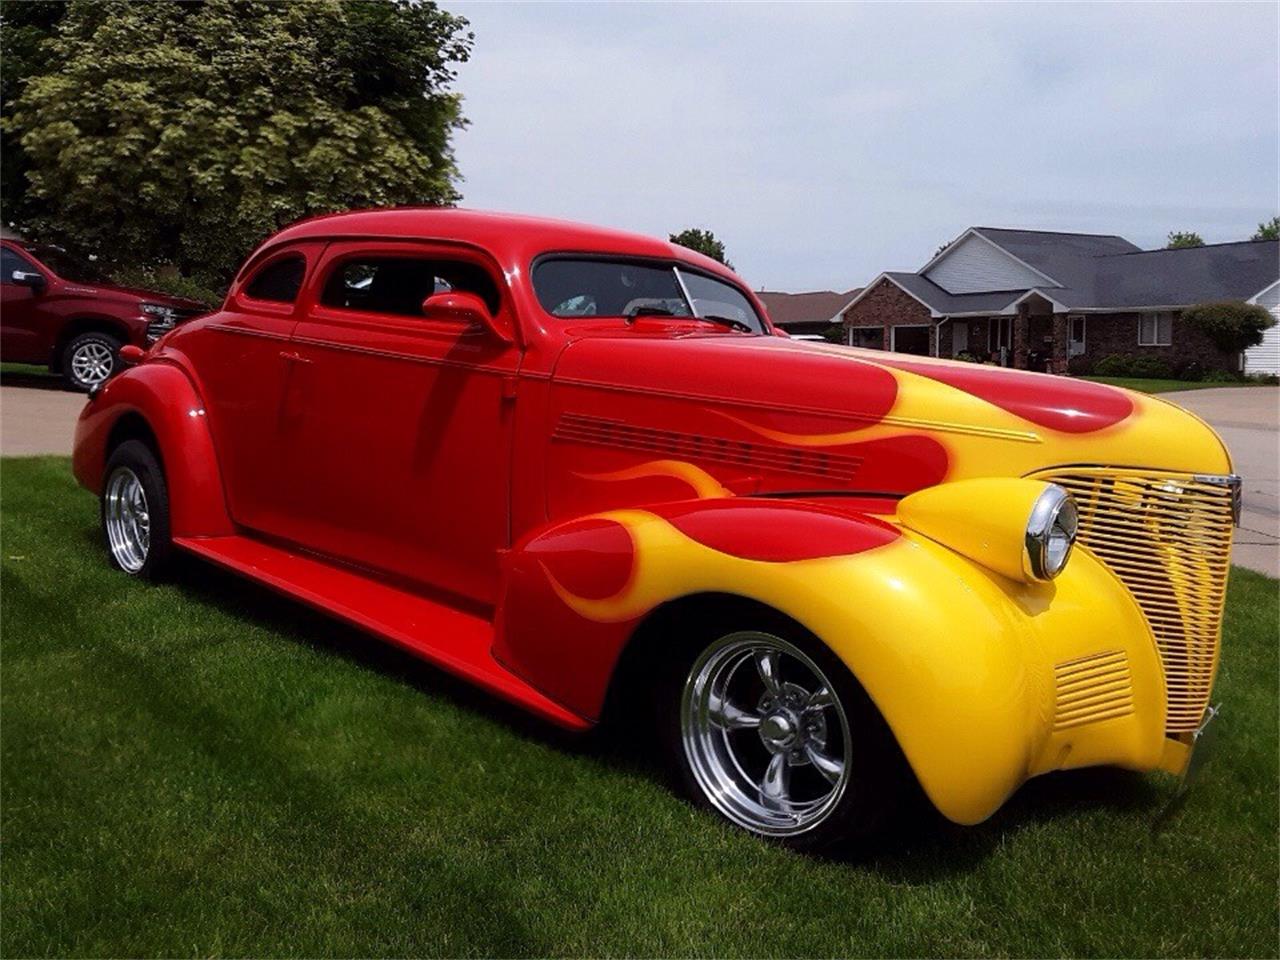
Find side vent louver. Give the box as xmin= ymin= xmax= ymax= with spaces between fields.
xmin=1053 ymin=649 xmax=1134 ymax=731
xmin=553 ymin=413 xmax=862 ymax=483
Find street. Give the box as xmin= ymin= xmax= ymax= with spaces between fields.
xmin=1 ymin=378 xmax=1276 ymax=575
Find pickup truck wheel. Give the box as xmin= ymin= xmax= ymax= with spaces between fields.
xmin=663 ymin=618 xmax=904 ymax=853
xmin=101 ymin=440 xmax=173 ymax=580
xmin=64 ymin=331 xmax=121 ymax=392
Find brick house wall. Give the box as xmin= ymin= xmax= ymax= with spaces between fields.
xmin=842 ymin=279 xmax=1239 ymax=373
xmin=1073 ymin=312 xmax=1237 ymax=374
xmin=841 ymin=279 xmax=936 ymax=354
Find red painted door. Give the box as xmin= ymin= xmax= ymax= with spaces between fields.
xmin=275 ymin=241 xmax=520 ymax=606
xmin=1 ymin=245 xmax=48 ymax=363
xmin=192 ymin=243 xmax=324 ymax=535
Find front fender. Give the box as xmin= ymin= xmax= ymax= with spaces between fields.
xmin=495 ymin=497 xmax=1164 ymax=825
xmin=73 ymin=361 xmax=233 ymax=538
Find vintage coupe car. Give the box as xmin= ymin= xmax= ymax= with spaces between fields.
xmin=72 ymin=208 xmax=1237 ymax=850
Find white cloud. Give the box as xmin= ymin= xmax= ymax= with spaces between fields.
xmin=449 ymin=1 xmax=1279 ymax=290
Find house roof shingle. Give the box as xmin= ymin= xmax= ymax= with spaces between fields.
xmin=757 ymin=289 xmax=859 ymax=327
xmin=852 ymin=231 xmax=1279 ymax=317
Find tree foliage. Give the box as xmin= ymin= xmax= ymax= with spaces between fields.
xmin=4 ymin=0 xmax=472 ymax=288
xmin=0 ymin=0 xmax=66 ymax=224
xmin=1181 ymin=300 xmax=1276 ymax=353
xmin=1252 ymin=217 xmax=1280 ymax=241
xmin=670 ymin=228 xmax=733 ymax=269
xmin=1166 ymin=230 xmax=1205 ymax=249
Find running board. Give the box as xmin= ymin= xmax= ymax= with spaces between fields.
xmin=174 ymin=534 xmax=590 ymax=731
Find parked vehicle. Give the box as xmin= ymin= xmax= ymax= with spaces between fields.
xmin=72 ymin=209 xmax=1237 ymax=851
xmin=0 ymin=239 xmax=205 ymax=390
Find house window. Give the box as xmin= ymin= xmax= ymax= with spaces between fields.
xmin=1068 ymin=315 xmax=1086 ymax=357
xmin=847 ymin=326 xmax=884 ymax=350
xmin=1138 ymin=312 xmax=1173 ymax=346
xmin=989 ymin=316 xmax=1013 ymax=351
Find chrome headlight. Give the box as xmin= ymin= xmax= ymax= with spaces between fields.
xmin=1024 ymin=485 xmax=1078 ymax=581
xmin=141 ymin=302 xmax=180 ymax=341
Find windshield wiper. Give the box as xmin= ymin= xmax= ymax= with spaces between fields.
xmin=626 ymin=306 xmax=678 ymax=320
xmin=698 ymin=313 xmax=754 ymax=333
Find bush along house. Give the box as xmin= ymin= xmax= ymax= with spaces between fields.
xmin=839 ymin=227 xmax=1280 ymax=377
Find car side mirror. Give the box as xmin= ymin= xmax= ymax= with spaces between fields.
xmin=11 ymin=270 xmax=45 ymax=291
xmin=421 ymin=291 xmax=512 ymax=343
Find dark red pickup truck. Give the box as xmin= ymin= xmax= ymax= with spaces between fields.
xmin=1 ymin=239 xmax=205 ymax=390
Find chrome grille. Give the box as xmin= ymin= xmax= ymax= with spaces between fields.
xmin=1036 ymin=468 xmax=1236 ymax=734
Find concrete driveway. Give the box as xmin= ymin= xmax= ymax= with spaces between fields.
xmin=1 ymin=375 xmax=86 ymax=456
xmin=2 ymin=377 xmax=1277 ymax=575
xmin=1158 ymin=387 xmax=1279 ymax=577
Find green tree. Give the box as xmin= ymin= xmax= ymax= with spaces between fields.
xmin=0 ymin=1 xmax=66 ymax=224
xmin=1181 ymin=301 xmax=1275 ymax=353
xmin=670 ymin=228 xmax=733 ymax=269
xmin=1166 ymin=230 xmax=1205 ymax=249
xmin=1252 ymin=217 xmax=1280 ymax=241
xmin=5 ymin=0 xmax=472 ymax=289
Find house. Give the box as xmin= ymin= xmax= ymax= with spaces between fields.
xmin=840 ymin=227 xmax=1280 ymax=374
xmin=756 ymin=288 xmax=859 ymax=339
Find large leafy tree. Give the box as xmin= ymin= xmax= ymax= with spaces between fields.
xmin=5 ymin=0 xmax=472 ymax=287
xmin=1182 ymin=300 xmax=1275 ymax=353
xmin=670 ymin=228 xmax=733 ymax=269
xmin=0 ymin=0 xmax=66 ymax=225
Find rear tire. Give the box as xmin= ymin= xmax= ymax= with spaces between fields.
xmin=101 ymin=439 xmax=173 ymax=581
xmin=657 ymin=609 xmax=906 ymax=854
xmin=63 ymin=331 xmax=121 ymax=392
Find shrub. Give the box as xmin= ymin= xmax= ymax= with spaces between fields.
xmin=1173 ymin=359 xmax=1205 ymax=382
xmin=1181 ymin=301 xmax=1276 ymax=353
xmin=954 ymin=350 xmax=982 ymax=364
xmin=1203 ymin=368 xmax=1242 ymax=383
xmin=1067 ymin=355 xmax=1094 ymax=376
xmin=1245 ymin=372 xmax=1280 ymax=385
xmin=1126 ymin=356 xmax=1174 ymax=379
xmin=1093 ymin=354 xmax=1133 ymax=377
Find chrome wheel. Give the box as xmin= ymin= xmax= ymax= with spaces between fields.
xmin=104 ymin=467 xmax=150 ymax=573
xmin=71 ymin=341 xmax=114 ymax=387
xmin=681 ymin=631 xmax=852 ymax=837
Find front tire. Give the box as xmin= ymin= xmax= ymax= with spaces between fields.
xmin=101 ymin=440 xmax=173 ymax=580
xmin=660 ymin=613 xmax=906 ymax=853
xmin=63 ymin=331 xmax=121 ymax=392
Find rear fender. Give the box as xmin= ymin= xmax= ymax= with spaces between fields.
xmin=73 ymin=361 xmax=233 ymax=538
xmin=494 ymin=496 xmax=1162 ymax=825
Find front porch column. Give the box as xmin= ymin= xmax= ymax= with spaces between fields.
xmin=1050 ymin=313 xmax=1069 ymax=375
xmin=1013 ymin=304 xmax=1030 ymax=369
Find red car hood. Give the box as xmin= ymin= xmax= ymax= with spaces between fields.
xmin=546 ymin=330 xmax=1229 ymax=496
xmin=63 ymin=280 xmax=206 ymax=311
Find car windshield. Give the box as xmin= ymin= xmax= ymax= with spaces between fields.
xmin=28 ymin=245 xmax=109 ymax=284
xmin=533 ymin=258 xmax=764 ymax=333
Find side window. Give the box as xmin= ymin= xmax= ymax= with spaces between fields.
xmin=244 ymin=255 xmax=305 ymax=303
xmin=1 ymin=246 xmax=38 ymax=283
xmin=320 ymin=256 xmax=500 ymax=318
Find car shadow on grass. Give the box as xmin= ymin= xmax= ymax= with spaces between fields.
xmin=105 ymin=533 xmax=1175 ymax=877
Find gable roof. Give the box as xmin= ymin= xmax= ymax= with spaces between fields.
xmin=850 ymin=228 xmax=1279 ymax=318
xmin=757 ymin=289 xmax=859 ymax=326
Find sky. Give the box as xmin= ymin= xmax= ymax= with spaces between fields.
xmin=449 ymin=2 xmax=1279 ymax=292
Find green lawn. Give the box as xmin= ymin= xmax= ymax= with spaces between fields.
xmin=2 ymin=456 xmax=1277 ymax=958
xmin=1083 ymin=376 xmax=1269 ymax=394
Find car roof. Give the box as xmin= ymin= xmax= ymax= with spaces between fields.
xmin=265 ymin=206 xmax=738 ymax=280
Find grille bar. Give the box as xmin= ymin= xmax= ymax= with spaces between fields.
xmin=1037 ymin=468 xmax=1236 ymax=734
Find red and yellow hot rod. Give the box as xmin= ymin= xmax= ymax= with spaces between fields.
xmin=73 ymin=209 xmax=1236 ymax=850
